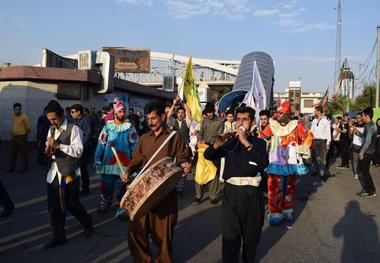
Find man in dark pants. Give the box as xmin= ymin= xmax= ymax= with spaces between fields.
xmin=0 ymin=180 xmax=15 ymax=217
xmin=6 ymin=102 xmax=30 ymax=173
xmin=356 ymin=107 xmax=377 ymax=197
xmin=44 ymin=100 xmax=93 ymax=249
xmin=36 ymin=107 xmax=50 ymax=166
xmin=69 ymin=104 xmax=92 ymax=196
xmin=204 ymin=106 xmax=268 ymax=262
xmin=337 ymin=114 xmax=350 ymax=169
xmin=310 ymin=106 xmax=331 ymax=180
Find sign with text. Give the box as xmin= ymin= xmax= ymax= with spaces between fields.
xmin=102 ymin=47 xmax=150 ymax=73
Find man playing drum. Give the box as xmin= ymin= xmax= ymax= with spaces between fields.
xmin=124 ymin=101 xmax=191 ymax=263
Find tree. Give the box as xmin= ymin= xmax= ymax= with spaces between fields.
xmin=353 ymin=83 xmax=376 ymax=110
xmin=328 ymin=95 xmax=348 ymax=115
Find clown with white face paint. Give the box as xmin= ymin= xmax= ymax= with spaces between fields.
xmin=94 ymin=97 xmax=139 ymax=215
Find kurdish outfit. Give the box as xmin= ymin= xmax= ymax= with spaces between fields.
xmin=127 ymin=128 xmax=190 ymax=263
xmin=260 ymin=119 xmax=310 ymax=225
xmin=204 ymin=134 xmax=268 ymax=262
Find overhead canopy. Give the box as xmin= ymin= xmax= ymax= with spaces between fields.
xmin=218 ymin=90 xmax=247 ymax=113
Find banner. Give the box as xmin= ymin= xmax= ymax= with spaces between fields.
xmin=183 ymin=57 xmax=203 ymax=123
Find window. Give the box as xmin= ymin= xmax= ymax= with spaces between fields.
xmin=304 ymin=100 xmax=314 ymax=108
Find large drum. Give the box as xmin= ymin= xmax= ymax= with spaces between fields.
xmin=120 ymin=157 xmax=182 ymax=221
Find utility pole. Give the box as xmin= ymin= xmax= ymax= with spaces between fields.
xmin=376 ymin=25 xmax=380 ymax=107
xmin=334 ymin=0 xmax=343 ymax=94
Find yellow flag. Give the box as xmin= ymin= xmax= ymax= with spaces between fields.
xmin=183 ymin=57 xmax=202 ymax=122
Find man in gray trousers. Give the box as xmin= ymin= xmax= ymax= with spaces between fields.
xmin=193 ymin=102 xmax=224 ymax=205
xmin=310 ymin=106 xmax=331 ymax=181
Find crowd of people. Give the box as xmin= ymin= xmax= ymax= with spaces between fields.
xmin=0 ymin=97 xmax=379 ymax=262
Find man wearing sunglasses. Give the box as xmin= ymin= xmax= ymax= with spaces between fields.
xmin=94 ymin=98 xmax=138 ymax=215
xmin=69 ymin=104 xmax=92 ymax=196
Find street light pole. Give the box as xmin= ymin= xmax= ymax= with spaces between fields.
xmin=376 ymin=25 xmax=380 ymax=107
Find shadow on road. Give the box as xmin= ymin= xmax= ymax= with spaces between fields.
xmin=255 ymin=173 xmax=322 ymax=262
xmin=333 ymin=200 xmax=380 ymax=263
xmin=173 ymin=205 xmax=221 ymax=262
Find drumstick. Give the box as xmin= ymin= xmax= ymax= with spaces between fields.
xmin=110 ymin=146 xmax=126 ymax=174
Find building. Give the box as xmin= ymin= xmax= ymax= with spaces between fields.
xmin=274 ymin=81 xmax=324 ymax=115
xmin=218 ymin=51 xmax=275 ymax=112
xmin=0 ymin=49 xmax=175 ymax=141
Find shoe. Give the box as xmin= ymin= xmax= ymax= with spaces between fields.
xmin=5 ymin=168 xmax=15 ymax=173
xmin=354 ymin=174 xmax=359 ymax=180
xmin=80 ymin=190 xmax=90 ymax=197
xmin=97 ymin=198 xmax=111 ymax=213
xmin=84 ymin=227 xmax=93 ymax=237
xmin=210 ymin=199 xmax=218 ymax=205
xmin=320 ymin=176 xmax=328 ymax=182
xmin=357 ymin=191 xmax=376 ymax=197
xmin=192 ymin=197 xmax=201 ymax=205
xmin=0 ymin=208 xmax=14 ymax=218
xmin=268 ymin=213 xmax=283 ymax=226
xmin=18 ymin=169 xmax=28 ymax=174
xmin=282 ymin=209 xmax=293 ymax=222
xmin=43 ymin=237 xmax=67 ymax=249
xmin=356 ymin=190 xmax=365 ymax=195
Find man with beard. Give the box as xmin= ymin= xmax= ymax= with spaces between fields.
xmin=43 ymin=100 xmax=93 ymax=249
xmin=204 ymin=106 xmax=268 ymax=262
xmin=258 ymin=109 xmax=271 ymax=136
xmin=260 ymin=109 xmax=310 ymax=226
xmin=167 ymin=96 xmax=196 ymax=195
xmin=194 ymin=102 xmax=224 ymax=205
xmin=69 ymin=104 xmax=92 ymax=196
xmin=95 ymin=98 xmax=138 ymax=214
xmin=125 ymin=101 xmax=191 ymax=263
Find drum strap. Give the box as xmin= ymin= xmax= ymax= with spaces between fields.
xmin=135 ymin=131 xmax=177 ymax=180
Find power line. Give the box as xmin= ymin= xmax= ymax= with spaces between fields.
xmin=356 ymin=39 xmax=377 ymax=80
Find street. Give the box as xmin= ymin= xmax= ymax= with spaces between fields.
xmin=0 ymin=146 xmax=380 ymax=263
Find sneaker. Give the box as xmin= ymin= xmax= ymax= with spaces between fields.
xmin=354 ymin=174 xmax=359 ymax=180
xmin=192 ymin=197 xmax=201 ymax=205
xmin=357 ymin=191 xmax=376 ymax=197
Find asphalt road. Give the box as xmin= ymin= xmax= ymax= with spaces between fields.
xmin=0 ymin=147 xmax=379 ymax=263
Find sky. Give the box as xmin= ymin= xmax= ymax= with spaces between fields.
xmin=0 ymin=0 xmax=379 ymax=92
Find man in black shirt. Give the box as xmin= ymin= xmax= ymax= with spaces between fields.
xmin=337 ymin=114 xmax=350 ymax=169
xmin=204 ymin=106 xmax=268 ymax=263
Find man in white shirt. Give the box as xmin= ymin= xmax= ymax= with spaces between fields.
xmin=310 ymin=106 xmax=331 ymax=181
xmin=43 ymin=100 xmax=93 ymax=249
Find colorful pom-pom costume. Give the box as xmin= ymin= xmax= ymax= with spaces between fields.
xmin=260 ymin=114 xmax=311 ymax=225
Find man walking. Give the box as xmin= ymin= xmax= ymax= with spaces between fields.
xmin=43 ymin=100 xmax=93 ymax=249
xmin=351 ymin=112 xmax=364 ymax=180
xmin=194 ymin=102 xmax=224 ymax=205
xmin=204 ymin=106 xmax=268 ymax=262
xmin=6 ymin=103 xmax=30 ymax=173
xmin=310 ymin=106 xmax=331 ymax=181
xmin=126 ymin=101 xmax=191 ymax=263
xmin=167 ymin=97 xmax=193 ymax=196
xmin=356 ymin=107 xmax=377 ymax=197
xmin=95 ymin=98 xmax=138 ymax=214
xmin=70 ymin=104 xmax=92 ymax=196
